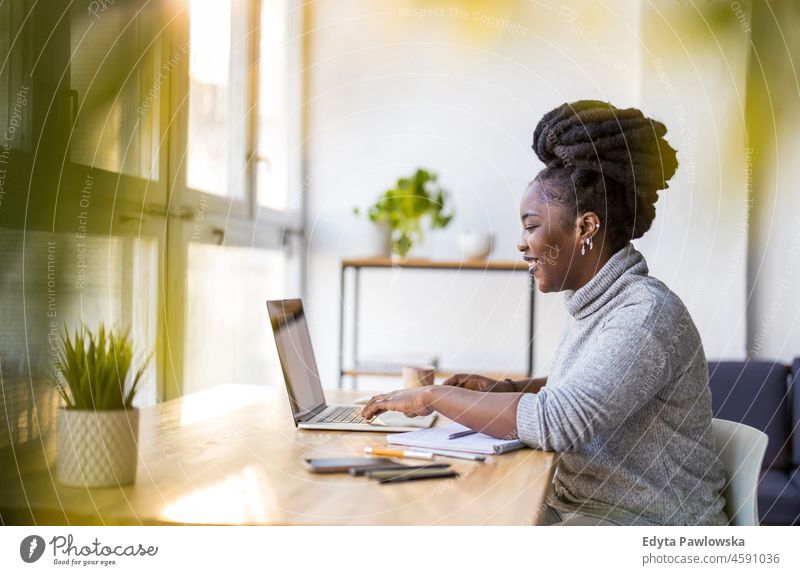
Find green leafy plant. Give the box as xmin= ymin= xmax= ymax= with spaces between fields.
xmin=54 ymin=324 xmax=151 ymax=410
xmin=354 ymin=168 xmax=454 ymax=257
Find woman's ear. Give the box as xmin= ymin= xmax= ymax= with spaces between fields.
xmin=578 ymin=212 xmax=601 ymax=239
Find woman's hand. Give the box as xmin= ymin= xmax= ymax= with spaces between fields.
xmin=361 ymin=388 xmax=434 ymax=420
xmin=361 ymin=385 xmax=522 ymax=440
xmin=441 ymin=373 xmax=509 ymax=392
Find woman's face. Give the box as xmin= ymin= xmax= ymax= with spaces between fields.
xmin=517 ymin=179 xmax=582 ymax=293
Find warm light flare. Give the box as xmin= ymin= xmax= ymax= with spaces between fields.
xmin=189 ymin=0 xmax=231 ymax=85
xmin=161 ymin=466 xmax=276 ymax=524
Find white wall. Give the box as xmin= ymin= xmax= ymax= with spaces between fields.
xmin=746 ymin=0 xmax=800 ymax=362
xmin=638 ymin=1 xmax=750 ymax=360
xmin=304 ymin=0 xmax=752 ymax=390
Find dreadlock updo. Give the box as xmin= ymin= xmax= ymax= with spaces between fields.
xmin=531 ymin=100 xmax=678 ymax=251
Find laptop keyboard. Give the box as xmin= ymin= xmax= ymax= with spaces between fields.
xmin=315 ymin=406 xmax=369 ymax=424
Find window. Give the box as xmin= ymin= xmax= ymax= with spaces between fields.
xmin=186 ymin=0 xmax=245 ymax=199
xmin=69 ymin=3 xmax=161 ymax=179
xmin=184 ymin=243 xmax=286 ymax=393
xmin=0 ymin=228 xmax=158 ymax=461
xmin=0 ymin=0 xmax=303 ymax=480
xmin=167 ymin=0 xmax=304 ymax=397
xmin=256 ymin=0 xmax=291 ymax=211
xmin=0 ymin=0 xmax=303 ymax=424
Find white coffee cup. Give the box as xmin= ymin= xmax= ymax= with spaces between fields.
xmin=402 ymin=365 xmax=436 ymax=388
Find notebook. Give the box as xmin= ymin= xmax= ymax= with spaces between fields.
xmin=387 ymin=422 xmax=525 ymax=455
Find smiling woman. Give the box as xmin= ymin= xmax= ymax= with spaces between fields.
xmin=362 ymin=100 xmax=727 ymax=527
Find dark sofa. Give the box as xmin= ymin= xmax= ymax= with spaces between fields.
xmin=707 ymin=359 xmax=800 ymax=525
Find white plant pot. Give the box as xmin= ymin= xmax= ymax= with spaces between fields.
xmin=346 ymin=219 xmax=392 ymax=258
xmin=372 ymin=221 xmax=392 ymax=258
xmin=459 ymin=232 xmax=494 ymax=260
xmin=57 ymin=408 xmax=139 ymax=487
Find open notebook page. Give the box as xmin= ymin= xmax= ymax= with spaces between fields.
xmin=387 ymin=422 xmax=525 ymax=454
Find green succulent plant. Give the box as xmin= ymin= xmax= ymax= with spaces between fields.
xmin=53 ymin=324 xmax=151 ymax=410
xmin=354 ymin=168 xmax=454 ymax=258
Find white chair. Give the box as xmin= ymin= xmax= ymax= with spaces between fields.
xmin=711 ymin=418 xmax=768 ymax=526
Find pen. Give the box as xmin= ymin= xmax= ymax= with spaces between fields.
xmin=447 ymin=429 xmax=478 ymax=440
xmin=364 ymin=447 xmax=435 ymax=460
xmin=423 ymin=449 xmax=486 ymax=462
xmin=376 ymin=469 xmax=459 ymax=484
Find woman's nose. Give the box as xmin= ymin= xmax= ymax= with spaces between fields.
xmin=517 ymin=235 xmax=528 ymax=252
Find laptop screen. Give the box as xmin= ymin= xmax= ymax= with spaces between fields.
xmin=267 ymin=299 xmax=326 ymax=422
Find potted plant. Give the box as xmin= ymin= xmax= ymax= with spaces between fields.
xmin=53 ymin=324 xmax=150 ymax=488
xmin=354 ymin=168 xmax=454 ymax=259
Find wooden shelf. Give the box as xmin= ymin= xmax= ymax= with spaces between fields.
xmin=341 ymin=257 xmax=528 ymax=271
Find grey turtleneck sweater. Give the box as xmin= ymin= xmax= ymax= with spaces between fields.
xmin=517 ymin=244 xmax=728 ymax=526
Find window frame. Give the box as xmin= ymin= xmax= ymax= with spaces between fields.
xmin=161 ymin=0 xmax=305 ymax=399
xmin=0 ymin=0 xmax=305 ymax=402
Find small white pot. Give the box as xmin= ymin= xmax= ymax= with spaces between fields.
xmin=459 ymin=232 xmax=494 ymax=260
xmin=346 ymin=219 xmax=392 ymax=258
xmin=370 ymin=221 xmax=392 ymax=258
xmin=57 ymin=408 xmax=139 ymax=487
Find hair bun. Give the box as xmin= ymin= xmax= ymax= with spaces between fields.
xmin=532 ymin=100 xmax=678 ymax=195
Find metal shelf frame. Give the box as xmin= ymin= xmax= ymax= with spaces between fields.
xmin=337 ymin=257 xmax=535 ymax=389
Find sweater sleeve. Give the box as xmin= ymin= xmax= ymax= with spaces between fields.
xmin=516 ymin=324 xmax=672 ymax=451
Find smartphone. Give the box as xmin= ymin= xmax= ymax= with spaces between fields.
xmin=303 ymin=457 xmax=396 ymax=474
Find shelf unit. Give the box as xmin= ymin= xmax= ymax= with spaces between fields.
xmin=338 ymin=257 xmax=535 ymax=388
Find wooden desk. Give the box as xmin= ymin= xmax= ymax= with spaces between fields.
xmin=0 ymin=385 xmax=555 ymax=525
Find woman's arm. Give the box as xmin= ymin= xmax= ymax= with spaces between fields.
xmin=512 ymin=377 xmax=547 ymax=394
xmin=442 ymin=373 xmax=547 ymax=393
xmin=516 ymin=324 xmax=673 ymax=451
xmin=363 ymin=323 xmax=672 ymax=451
xmin=427 ymin=386 xmax=523 ymax=438
xmin=361 ymin=386 xmax=523 ymax=439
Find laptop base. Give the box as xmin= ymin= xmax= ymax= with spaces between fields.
xmin=299 ymin=409 xmax=437 ymax=432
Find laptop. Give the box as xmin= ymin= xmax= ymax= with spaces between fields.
xmin=267 ymin=299 xmax=437 ymax=432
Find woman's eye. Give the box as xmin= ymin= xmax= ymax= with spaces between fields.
xmin=525 ymin=225 xmax=538 ymax=232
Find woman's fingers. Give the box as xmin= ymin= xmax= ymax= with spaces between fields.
xmin=441 ymin=374 xmax=467 ymax=387
xmin=361 ymin=402 xmax=382 ymax=419
xmin=441 ymin=375 xmax=458 ymax=386
xmin=443 ymin=374 xmax=488 ymax=391
xmin=362 ymin=403 xmax=385 ymax=420
xmin=361 ymin=393 xmax=389 ymax=419
xmin=361 ymin=390 xmax=423 ymax=419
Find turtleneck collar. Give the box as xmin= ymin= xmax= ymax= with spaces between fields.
xmin=563 ymin=243 xmax=649 ymax=319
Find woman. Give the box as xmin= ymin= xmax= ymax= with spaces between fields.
xmin=361 ymin=100 xmax=728 ymax=526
